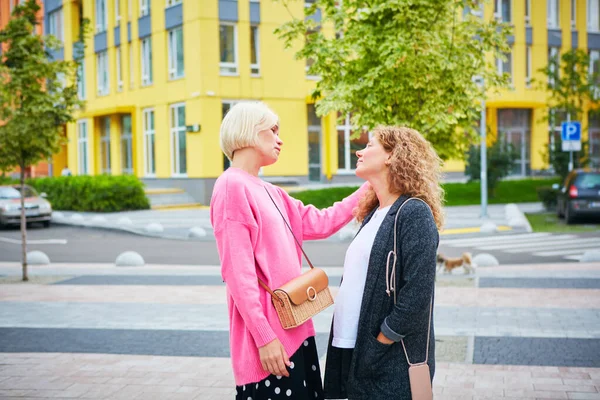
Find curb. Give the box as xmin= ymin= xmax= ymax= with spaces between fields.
xmin=51 ymin=217 xmax=212 ymax=242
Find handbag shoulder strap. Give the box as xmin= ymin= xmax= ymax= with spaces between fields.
xmin=257 ymin=186 xmax=316 ymax=300
xmin=386 ymin=197 xmax=434 ymax=365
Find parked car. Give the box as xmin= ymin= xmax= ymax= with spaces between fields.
xmin=0 ymin=185 xmax=52 ymax=228
xmin=555 ymin=169 xmax=600 ymax=224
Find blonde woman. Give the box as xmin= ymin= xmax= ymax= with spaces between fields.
xmin=210 ymin=101 xmax=368 ymax=400
xmin=323 ymin=126 xmax=444 ymax=399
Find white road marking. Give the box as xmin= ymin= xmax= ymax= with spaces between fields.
xmin=0 ymin=237 xmax=67 ymax=245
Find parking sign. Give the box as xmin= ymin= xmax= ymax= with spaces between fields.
xmin=561 ymin=122 xmax=582 ymax=151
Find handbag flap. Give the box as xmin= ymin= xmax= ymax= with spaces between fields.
xmin=408 ymin=363 xmax=432 ymax=400
xmin=275 ymin=268 xmax=329 ymax=305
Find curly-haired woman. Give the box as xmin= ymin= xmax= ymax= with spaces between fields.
xmin=323 ymin=126 xmax=444 ymax=400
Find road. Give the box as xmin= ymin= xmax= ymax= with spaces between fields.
xmin=1 ymin=225 xmax=598 ymax=265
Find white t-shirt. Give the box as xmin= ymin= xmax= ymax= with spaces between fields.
xmin=332 ymin=205 xmax=391 ymax=349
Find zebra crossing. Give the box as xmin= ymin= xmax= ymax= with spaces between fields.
xmin=440 ymin=232 xmax=600 ymax=261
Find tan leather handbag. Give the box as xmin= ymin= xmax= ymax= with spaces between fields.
xmin=257 ymin=187 xmax=334 ymax=330
xmin=387 ymin=198 xmax=434 ymax=400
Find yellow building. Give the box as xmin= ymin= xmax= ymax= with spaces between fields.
xmin=46 ymin=0 xmax=599 ymax=203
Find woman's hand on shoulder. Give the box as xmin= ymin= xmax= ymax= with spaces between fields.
xmin=258 ymin=338 xmax=291 ymax=377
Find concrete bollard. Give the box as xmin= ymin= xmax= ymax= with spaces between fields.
xmin=27 ymin=251 xmax=50 ymax=265
xmin=472 ymin=253 xmax=499 ymax=267
xmin=115 ymin=251 xmax=145 ymax=267
xmin=145 ymin=223 xmax=164 ymax=233
xmin=188 ymin=227 xmax=207 ymax=238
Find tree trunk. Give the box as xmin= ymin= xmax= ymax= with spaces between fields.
xmin=20 ymin=167 xmax=28 ymax=282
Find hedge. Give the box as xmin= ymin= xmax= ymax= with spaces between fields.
xmin=290 ymin=178 xmax=562 ymax=209
xmin=26 ymin=175 xmax=150 ymax=212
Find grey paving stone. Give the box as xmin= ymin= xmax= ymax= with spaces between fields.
xmin=479 ymin=277 xmax=600 ymax=289
xmin=474 ymin=337 xmax=600 ymax=367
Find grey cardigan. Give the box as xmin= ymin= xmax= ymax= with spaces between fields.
xmin=323 ymin=195 xmax=439 ymax=400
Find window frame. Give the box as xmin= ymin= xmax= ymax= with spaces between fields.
xmin=168 ymin=27 xmax=185 ymax=80
xmin=115 ymin=0 xmax=121 ymax=24
xmin=219 ymin=23 xmax=239 ymax=76
xmin=525 ymin=45 xmax=532 ymax=88
xmin=589 ymin=0 xmax=600 ymax=32
xmin=497 ymin=49 xmax=513 ymax=84
xmin=116 ymin=46 xmax=123 ymax=92
xmin=48 ymin=8 xmax=64 ymax=43
xmin=525 ymin=0 xmax=531 ymax=26
xmin=141 ymin=37 xmax=153 ymax=86
xmin=250 ymin=25 xmax=260 ymax=76
xmin=547 ymin=0 xmax=560 ymax=29
xmin=96 ymin=50 xmax=109 ymax=96
xmin=95 ymin=0 xmax=108 ymax=33
xmin=140 ymin=0 xmax=150 ymax=17
xmin=121 ymin=115 xmax=133 ymax=175
xmin=143 ymin=108 xmax=156 ymax=177
xmin=494 ymin=0 xmax=512 ymax=23
xmin=77 ymin=59 xmax=86 ymax=100
xmin=166 ymin=0 xmax=182 ymax=7
xmin=77 ymin=119 xmax=90 ymax=175
xmin=336 ymin=114 xmax=372 ymax=174
xmin=100 ymin=117 xmax=112 ymax=175
xmin=170 ymin=102 xmax=188 ymax=177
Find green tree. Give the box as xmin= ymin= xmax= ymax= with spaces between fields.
xmin=536 ymin=49 xmax=597 ymax=179
xmin=275 ymin=0 xmax=511 ymax=160
xmin=0 ymin=0 xmax=84 ymax=281
xmin=465 ymin=139 xmax=518 ymax=198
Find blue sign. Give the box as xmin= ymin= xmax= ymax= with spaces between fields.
xmin=561 ymin=121 xmax=581 ymax=141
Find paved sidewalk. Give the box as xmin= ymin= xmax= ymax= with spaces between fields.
xmin=0 ymin=261 xmax=599 ymax=399
xmin=50 ymin=202 xmax=544 ymax=241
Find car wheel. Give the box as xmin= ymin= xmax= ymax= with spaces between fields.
xmin=557 ymin=202 xmax=565 ymax=219
xmin=565 ymin=203 xmax=575 ymax=225
xmin=42 ymin=220 xmax=51 ymax=228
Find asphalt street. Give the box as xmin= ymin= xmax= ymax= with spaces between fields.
xmin=1 ymin=224 xmax=598 ymax=265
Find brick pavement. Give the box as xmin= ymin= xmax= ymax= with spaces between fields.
xmin=0 ymin=261 xmax=598 ymax=399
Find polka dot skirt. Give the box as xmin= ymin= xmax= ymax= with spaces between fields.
xmin=235 ymin=336 xmax=324 ymax=400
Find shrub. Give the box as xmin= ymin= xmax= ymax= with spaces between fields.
xmin=536 ymin=186 xmax=559 ymax=211
xmin=464 ymin=140 xmax=519 ymax=198
xmin=27 ymin=175 xmax=150 ymax=212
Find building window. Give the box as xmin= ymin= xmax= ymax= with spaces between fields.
xmin=116 ymin=46 xmax=123 ymax=91
xmin=526 ymin=46 xmax=532 ymax=88
xmin=220 ymin=24 xmax=238 ymax=75
xmin=129 ymin=44 xmax=134 ymax=88
xmin=497 ymin=49 xmax=512 ymax=83
xmin=494 ymin=0 xmax=511 ymax=23
xmin=141 ymin=37 xmax=153 ymax=86
xmin=143 ymin=108 xmax=156 ymax=176
xmin=590 ymin=50 xmax=600 ymax=98
xmin=498 ymin=109 xmax=532 ymax=176
xmin=168 ymin=27 xmax=184 ymax=79
xmin=77 ymin=120 xmax=89 ymax=175
xmin=115 ymin=0 xmax=121 ymax=24
xmin=548 ymin=46 xmax=560 ymax=87
xmin=48 ymin=8 xmax=64 ymax=43
xmin=77 ymin=60 xmax=86 ymax=100
xmin=96 ymin=50 xmax=109 ymax=96
xmin=337 ymin=113 xmax=371 ymax=172
xmin=121 ymin=115 xmax=133 ymax=174
xmin=590 ymin=112 xmax=600 ymax=167
xmin=128 ymin=0 xmax=132 ymax=19
xmin=525 ymin=0 xmax=531 ymax=25
xmin=589 ymin=0 xmax=600 ymax=31
xmin=140 ymin=0 xmax=150 ymax=17
xmin=170 ymin=103 xmax=187 ymax=175
xmin=547 ymin=0 xmax=559 ymax=28
xmin=305 ymin=30 xmax=318 ymax=77
xmin=100 ymin=117 xmax=111 ymax=174
xmin=571 ymin=0 xmax=576 ymax=28
xmin=250 ymin=25 xmax=260 ymax=76
xmin=166 ymin=0 xmax=182 ymax=6
xmin=96 ymin=0 xmax=108 ymax=33
xmin=463 ymin=2 xmax=483 ymax=18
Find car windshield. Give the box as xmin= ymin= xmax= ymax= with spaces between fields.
xmin=575 ymin=173 xmax=600 ymax=189
xmin=0 ymin=187 xmax=22 ymax=199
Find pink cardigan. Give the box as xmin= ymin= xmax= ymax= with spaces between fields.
xmin=210 ymin=167 xmax=366 ymax=386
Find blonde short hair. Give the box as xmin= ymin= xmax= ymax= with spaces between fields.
xmin=220 ymin=102 xmax=279 ymax=160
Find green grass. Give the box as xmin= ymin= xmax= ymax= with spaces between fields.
xmin=525 ymin=212 xmax=600 ymax=233
xmin=290 ymin=178 xmax=561 ymax=209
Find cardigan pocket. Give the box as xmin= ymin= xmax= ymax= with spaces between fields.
xmin=356 ymin=334 xmax=395 ymax=379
